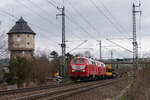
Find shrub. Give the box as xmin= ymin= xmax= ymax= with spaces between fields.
xmin=4 ymin=56 xmax=32 ymax=86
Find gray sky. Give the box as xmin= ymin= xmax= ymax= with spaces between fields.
xmin=0 ymin=0 xmax=150 ymax=59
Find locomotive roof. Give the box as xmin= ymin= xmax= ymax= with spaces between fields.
xmin=72 ymin=57 xmax=105 ymax=64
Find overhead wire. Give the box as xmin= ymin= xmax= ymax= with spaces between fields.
xmin=8 ymin=0 xmax=60 ymax=40
xmin=47 ymin=0 xmax=58 ymax=8
xmin=89 ymin=0 xmax=131 ymax=38
xmin=106 ymin=39 xmax=133 ymax=53
xmin=67 ymin=40 xmax=88 ymax=53
xmin=64 ymin=6 xmax=97 ymax=39
xmin=66 ymin=0 xmax=101 ymax=39
xmin=97 ymin=0 xmax=131 ymax=37
xmin=46 ymin=0 xmax=84 ymax=40
xmin=0 ymin=10 xmax=60 ymax=49
xmin=3 ymin=0 xmax=86 ymax=54
xmin=0 ymin=49 xmax=9 ymax=58
xmin=46 ymin=0 xmax=97 ymax=40
xmin=0 ymin=0 xmax=135 ymax=58
xmin=46 ymin=0 xmax=96 ymax=53
xmin=27 ymin=0 xmax=59 ymax=26
xmin=47 ymin=0 xmax=134 ymax=54
xmin=16 ymin=0 xmax=56 ymax=28
xmin=138 ymin=0 xmax=142 ymax=58
xmin=88 ymin=0 xmax=134 ymax=55
xmin=22 ymin=0 xmax=88 ymax=51
xmin=66 ymin=16 xmax=96 ymax=40
xmin=0 ymin=10 xmax=56 ymax=38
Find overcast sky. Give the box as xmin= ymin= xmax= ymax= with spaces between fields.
xmin=0 ymin=0 xmax=150 ymax=59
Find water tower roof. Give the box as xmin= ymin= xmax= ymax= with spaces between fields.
xmin=7 ymin=17 xmax=36 ymax=35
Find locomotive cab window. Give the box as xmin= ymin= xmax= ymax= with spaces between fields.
xmin=79 ymin=60 xmax=85 ymax=64
xmin=72 ymin=59 xmax=78 ymax=64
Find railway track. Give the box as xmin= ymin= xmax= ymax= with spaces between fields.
xmin=0 ymin=82 xmax=74 ymax=99
xmin=0 ymin=78 xmax=123 ymax=100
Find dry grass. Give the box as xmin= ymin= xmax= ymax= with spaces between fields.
xmin=121 ymin=66 xmax=150 ymax=100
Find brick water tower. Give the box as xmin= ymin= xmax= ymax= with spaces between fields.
xmin=7 ymin=17 xmax=36 ymax=58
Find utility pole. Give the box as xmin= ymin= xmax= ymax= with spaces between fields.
xmin=132 ymin=2 xmax=141 ymax=70
xmin=110 ymin=50 xmax=113 ymax=66
xmin=57 ymin=6 xmax=66 ymax=77
xmin=98 ymin=40 xmax=102 ymax=61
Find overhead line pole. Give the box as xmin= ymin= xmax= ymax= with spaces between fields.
xmin=97 ymin=40 xmax=102 ymax=61
xmin=57 ymin=6 xmax=66 ymax=77
xmin=110 ymin=50 xmax=113 ymax=66
xmin=132 ymin=3 xmax=141 ymax=70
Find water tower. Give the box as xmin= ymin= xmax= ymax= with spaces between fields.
xmin=7 ymin=17 xmax=36 ymax=58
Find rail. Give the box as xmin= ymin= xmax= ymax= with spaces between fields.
xmin=13 ymin=78 xmax=122 ymax=100
xmin=0 ymin=82 xmax=73 ymax=96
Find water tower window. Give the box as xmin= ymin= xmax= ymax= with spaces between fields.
xmin=17 ymin=35 xmax=20 ymax=37
xmin=27 ymin=35 xmax=29 ymax=37
xmin=27 ymin=42 xmax=30 ymax=45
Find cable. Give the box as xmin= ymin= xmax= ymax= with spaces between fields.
xmin=66 ymin=0 xmax=101 ymax=38
xmin=46 ymin=0 xmax=85 ymax=40
xmin=16 ymin=0 xmax=56 ymax=27
xmin=67 ymin=40 xmax=88 ymax=53
xmin=0 ymin=9 xmax=59 ymax=38
xmin=27 ymin=0 xmax=57 ymax=23
xmin=47 ymin=0 xmax=97 ymax=40
xmin=0 ymin=10 xmax=18 ymax=20
xmin=65 ymin=1 xmax=133 ymax=55
xmin=0 ymin=40 xmax=7 ymax=50
xmin=14 ymin=1 xmax=86 ymax=51
xmin=89 ymin=0 xmax=131 ymax=38
xmin=97 ymin=0 xmax=130 ymax=36
xmin=106 ymin=39 xmax=133 ymax=53
xmin=47 ymin=0 xmax=83 ymax=39
xmin=0 ymin=49 xmax=9 ymax=58
xmin=139 ymin=0 xmax=142 ymax=32
xmin=46 ymin=0 xmax=58 ymax=8
xmin=66 ymin=16 xmax=96 ymax=40
xmin=67 ymin=0 xmax=133 ymax=53
xmin=0 ymin=11 xmax=60 ymax=47
xmin=46 ymin=0 xmax=134 ymax=57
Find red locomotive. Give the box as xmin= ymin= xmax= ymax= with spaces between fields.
xmin=69 ymin=57 xmax=106 ymax=81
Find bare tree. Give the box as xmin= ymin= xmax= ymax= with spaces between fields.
xmin=31 ymin=51 xmax=60 ymax=84
xmin=31 ymin=55 xmax=51 ymax=84
xmin=50 ymin=51 xmax=58 ymax=59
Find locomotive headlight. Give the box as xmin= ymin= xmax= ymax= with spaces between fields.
xmin=82 ymin=70 xmax=85 ymax=72
xmin=72 ymin=70 xmax=75 ymax=72
xmin=80 ymin=65 xmax=85 ymax=69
